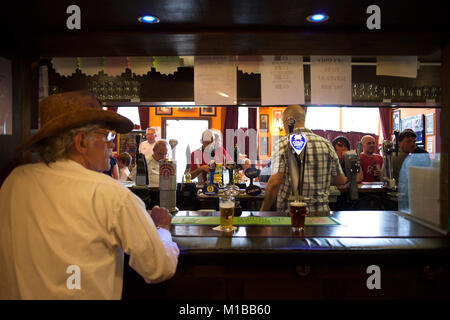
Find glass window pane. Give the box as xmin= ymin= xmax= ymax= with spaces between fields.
xmin=117 ymin=106 xmax=140 ymax=125
xmin=305 ymin=107 xmax=340 ymax=131
xmin=342 ymin=107 xmax=379 ymax=134
xmin=238 ymin=107 xmax=248 ymax=128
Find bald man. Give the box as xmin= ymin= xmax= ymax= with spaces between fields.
xmin=129 ymin=140 xmax=169 ymax=187
xmin=360 ymin=135 xmax=383 ymax=182
xmin=261 ymin=105 xmax=347 ymax=216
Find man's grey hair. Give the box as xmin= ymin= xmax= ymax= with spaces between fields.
xmin=37 ymin=124 xmax=100 ymax=164
xmin=153 ymin=139 xmax=168 ymax=150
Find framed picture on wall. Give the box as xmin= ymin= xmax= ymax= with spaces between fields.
xmin=260 ymin=114 xmax=269 ymax=131
xmin=272 ymin=109 xmax=283 ymax=128
xmin=155 ymin=107 xmax=172 ymax=115
xmin=392 ymin=109 xmax=400 ymax=132
xmin=260 ymin=137 xmax=268 ymax=156
xmin=426 ymin=113 xmax=434 ymax=135
xmin=200 ymin=106 xmax=216 ymax=116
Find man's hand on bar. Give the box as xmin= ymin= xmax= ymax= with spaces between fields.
xmin=148 ymin=206 xmax=172 ymax=231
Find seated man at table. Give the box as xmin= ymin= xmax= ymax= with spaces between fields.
xmin=360 ymin=135 xmax=383 ymax=182
xmin=0 ymin=91 xmax=179 ymax=299
xmin=332 ymin=136 xmax=363 ymax=183
xmin=392 ymin=129 xmax=429 ymax=183
xmin=190 ymin=129 xmax=232 ymax=184
xmin=129 ymin=140 xmax=169 ymax=187
xmin=260 ymin=105 xmax=347 ymax=216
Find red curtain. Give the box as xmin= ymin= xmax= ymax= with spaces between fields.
xmin=312 ymin=129 xmax=379 ymax=151
xmin=379 ymin=107 xmax=391 ymax=141
xmin=138 ymin=107 xmax=149 ymax=131
xmin=222 ymin=107 xmax=239 ymax=161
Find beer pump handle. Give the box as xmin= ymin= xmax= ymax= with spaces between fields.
xmin=356 ymin=142 xmax=362 ymax=171
xmin=135 ymin=134 xmax=141 ymax=156
xmin=287 ymin=118 xmax=296 ymax=134
xmin=234 ymin=144 xmax=242 ymax=170
xmin=393 ymin=130 xmax=400 ymax=156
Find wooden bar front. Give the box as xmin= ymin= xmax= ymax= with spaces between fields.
xmin=123 ymin=210 xmax=450 ymax=300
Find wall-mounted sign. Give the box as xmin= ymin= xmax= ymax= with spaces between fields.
xmin=194 ymin=56 xmax=237 ymax=105
xmin=260 ymin=55 xmax=304 ymax=106
xmin=310 ymin=56 xmax=352 ymax=105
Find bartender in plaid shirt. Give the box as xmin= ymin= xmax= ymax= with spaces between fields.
xmin=260 ymin=105 xmax=348 ymax=216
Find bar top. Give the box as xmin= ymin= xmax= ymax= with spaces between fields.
xmin=172 ymin=210 xmax=444 ymax=238
xmin=170 ymin=211 xmax=450 ymax=263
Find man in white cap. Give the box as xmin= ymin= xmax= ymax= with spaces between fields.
xmin=190 ymin=129 xmax=232 ymax=183
xmin=0 ymin=91 xmax=179 ymax=299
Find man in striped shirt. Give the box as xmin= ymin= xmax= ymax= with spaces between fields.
xmin=260 ymin=105 xmax=348 ymax=216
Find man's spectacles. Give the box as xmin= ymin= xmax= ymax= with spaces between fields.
xmin=93 ymin=129 xmax=116 ymax=142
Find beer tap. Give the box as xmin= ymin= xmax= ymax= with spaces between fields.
xmin=202 ymin=160 xmax=219 ymax=195
xmin=134 ymin=134 xmax=149 ymax=186
xmin=226 ymin=161 xmax=236 ymax=186
xmin=169 ymin=139 xmax=178 ymax=161
xmin=286 ymin=118 xmax=307 ymax=203
xmin=393 ymin=130 xmax=400 ymax=157
xmin=382 ymin=140 xmax=396 ymax=189
xmin=347 ymin=142 xmax=361 ymax=201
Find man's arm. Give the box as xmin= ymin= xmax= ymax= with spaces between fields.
xmin=260 ymin=172 xmax=283 ymax=211
xmin=114 ymin=195 xmax=179 ymax=284
xmin=332 ymin=173 xmax=348 ymax=186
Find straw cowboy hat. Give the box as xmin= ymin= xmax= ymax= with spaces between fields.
xmin=16 ymin=90 xmax=134 ymax=151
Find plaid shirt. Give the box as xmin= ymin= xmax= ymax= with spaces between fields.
xmin=272 ymin=128 xmax=343 ymax=216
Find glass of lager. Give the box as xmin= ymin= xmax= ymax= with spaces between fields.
xmin=219 ymin=196 xmax=235 ymax=232
xmin=290 ymin=201 xmax=307 ymax=232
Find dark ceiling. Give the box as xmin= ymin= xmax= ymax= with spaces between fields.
xmin=2 ymin=0 xmax=449 ymax=58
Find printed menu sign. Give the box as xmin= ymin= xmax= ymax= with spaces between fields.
xmin=376 ymin=56 xmax=418 ymax=78
xmin=260 ymin=55 xmax=305 ymax=106
xmin=310 ymin=56 xmax=352 ymax=105
xmin=194 ymin=56 xmax=237 ymax=105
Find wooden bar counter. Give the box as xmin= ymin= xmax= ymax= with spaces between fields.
xmin=122 ymin=210 xmax=450 ymax=300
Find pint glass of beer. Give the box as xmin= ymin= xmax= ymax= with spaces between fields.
xmin=289 ymin=201 xmax=307 ymax=232
xmin=219 ymin=196 xmax=235 ymax=232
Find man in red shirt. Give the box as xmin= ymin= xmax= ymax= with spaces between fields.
xmin=359 ymin=135 xmax=383 ymax=182
xmin=190 ymin=129 xmax=232 ymax=183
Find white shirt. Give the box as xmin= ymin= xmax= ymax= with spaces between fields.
xmin=129 ymin=155 xmax=161 ymax=187
xmin=0 ymin=160 xmax=179 ymax=300
xmin=139 ymin=141 xmax=155 ymax=159
xmin=119 ymin=167 xmax=130 ymax=181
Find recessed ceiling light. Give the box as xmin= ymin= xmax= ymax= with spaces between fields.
xmin=306 ymin=13 xmax=329 ymax=23
xmin=138 ymin=15 xmax=160 ymax=24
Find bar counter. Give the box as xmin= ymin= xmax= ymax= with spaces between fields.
xmin=123 ymin=210 xmax=450 ymax=300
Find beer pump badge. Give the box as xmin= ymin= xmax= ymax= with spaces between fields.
xmin=290 ymin=133 xmax=307 ymax=155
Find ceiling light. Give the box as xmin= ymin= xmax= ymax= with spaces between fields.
xmin=306 ymin=13 xmax=329 ymax=23
xmin=138 ymin=15 xmax=160 ymax=24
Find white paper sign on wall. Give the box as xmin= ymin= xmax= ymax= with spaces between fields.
xmin=194 ymin=56 xmax=237 ymax=105
xmin=260 ymin=55 xmax=305 ymax=106
xmin=310 ymin=56 xmax=352 ymax=105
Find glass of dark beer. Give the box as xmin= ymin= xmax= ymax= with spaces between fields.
xmin=290 ymin=201 xmax=307 ymax=232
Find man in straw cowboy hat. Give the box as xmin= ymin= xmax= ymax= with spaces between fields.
xmin=0 ymin=91 xmax=179 ymax=299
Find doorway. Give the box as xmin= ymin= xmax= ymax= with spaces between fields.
xmin=163 ymin=118 xmax=211 ymax=182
